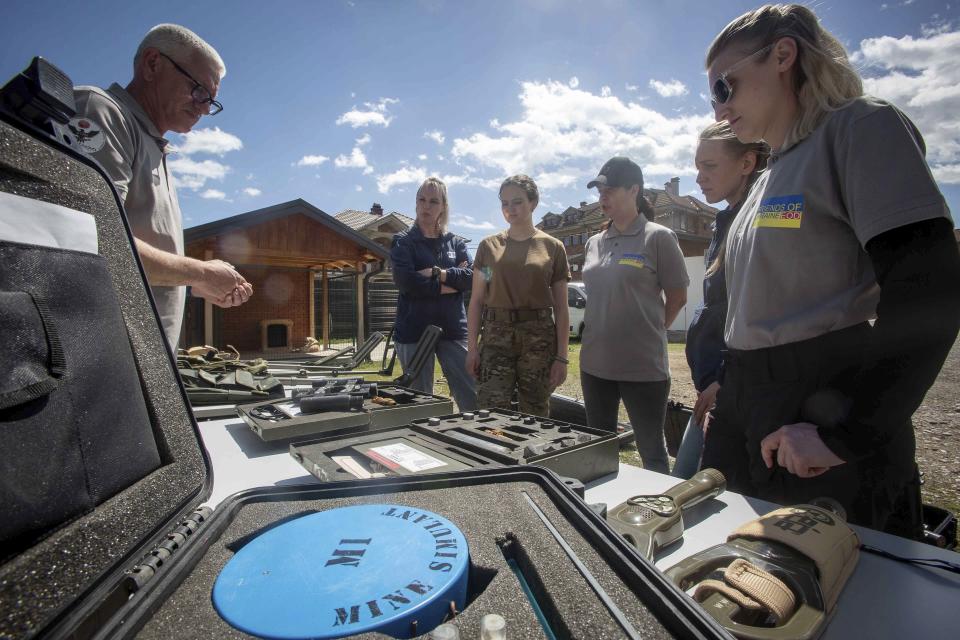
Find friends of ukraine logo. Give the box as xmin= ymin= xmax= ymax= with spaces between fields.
xmin=753 ymin=194 xmax=804 ymax=229
xmin=619 ymin=253 xmax=649 ymax=269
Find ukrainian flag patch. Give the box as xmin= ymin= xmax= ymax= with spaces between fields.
xmin=619 ymin=253 xmax=649 ymax=269
xmin=754 ymin=194 xmax=804 ymax=228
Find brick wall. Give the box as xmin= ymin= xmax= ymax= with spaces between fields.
xmin=217 ymin=266 xmax=313 ymax=352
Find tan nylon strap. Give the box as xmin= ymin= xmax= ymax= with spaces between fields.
xmin=729 ymin=505 xmax=860 ymax=611
xmin=693 ymin=559 xmax=796 ymax=624
xmin=724 ymin=558 xmax=795 ymax=623
xmin=694 ymin=578 xmax=767 ymax=613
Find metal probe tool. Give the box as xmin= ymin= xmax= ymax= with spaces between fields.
xmin=607 ymin=468 xmax=726 ymax=560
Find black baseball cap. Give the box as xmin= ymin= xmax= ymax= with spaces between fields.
xmin=587 ymin=157 xmax=644 ymax=189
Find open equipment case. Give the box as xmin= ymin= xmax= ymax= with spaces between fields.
xmin=0 ymin=58 xmax=731 ymax=639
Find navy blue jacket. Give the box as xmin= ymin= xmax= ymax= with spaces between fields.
xmin=685 ymin=204 xmax=740 ymax=392
xmin=391 ymin=224 xmax=473 ymax=343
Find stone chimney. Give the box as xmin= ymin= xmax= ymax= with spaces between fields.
xmin=664 ymin=177 xmax=680 ymax=196
xmin=579 ymin=201 xmax=588 ymax=208
xmin=370 ymin=203 xmax=384 ymax=216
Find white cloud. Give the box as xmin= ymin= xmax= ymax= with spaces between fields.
xmin=245 ymin=173 xmax=254 ymax=180
xmin=536 ymin=169 xmax=581 ymax=190
xmin=242 ymin=187 xmax=261 ymax=197
xmin=451 ymin=80 xmax=712 ymax=181
xmin=424 ymin=130 xmax=446 ymax=145
xmin=920 ymin=16 xmax=953 ymax=37
xmin=376 ymin=166 xmax=428 ymax=193
xmin=168 ymin=127 xmax=242 ymax=190
xmin=439 ymin=173 xmax=502 ymax=190
xmin=356 ymin=133 xmax=372 ymax=146
xmin=625 ymin=83 xmax=640 ymax=92
xmin=449 ymin=214 xmax=495 ymax=231
xmin=168 ymin=157 xmax=229 ymax=190
xmin=295 ymin=154 xmax=330 ymax=167
xmin=932 ymin=164 xmax=960 ymax=184
xmin=418 ymin=153 xmax=428 ymax=160
xmin=201 ymin=189 xmax=226 ymax=200
xmin=335 ymin=146 xmax=374 ymax=174
xmin=173 ymin=127 xmax=243 ymax=156
xmin=355 ymin=184 xmax=363 ymax=192
xmin=293 ymin=156 xmax=330 ymax=167
xmin=568 ymin=77 xmax=579 ymax=89
xmin=336 ymin=97 xmax=399 ymax=128
xmin=373 ymin=163 xmax=502 ymax=194
xmin=600 ymin=86 xmax=612 ymax=97
xmin=854 ymin=28 xmax=960 ymax=181
xmin=649 ymin=78 xmax=689 ymax=98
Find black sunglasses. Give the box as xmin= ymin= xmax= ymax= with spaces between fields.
xmin=158 ymin=52 xmax=223 ymax=115
xmin=710 ymin=44 xmax=773 ymax=107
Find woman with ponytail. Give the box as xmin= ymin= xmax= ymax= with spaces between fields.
xmin=701 ymin=4 xmax=959 ymax=536
xmin=580 ymin=157 xmax=689 ymax=473
xmin=671 ymin=122 xmax=769 ymax=479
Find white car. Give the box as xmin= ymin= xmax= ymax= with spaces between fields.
xmin=568 ymin=282 xmax=587 ymax=339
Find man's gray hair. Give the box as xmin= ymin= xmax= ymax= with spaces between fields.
xmin=135 ymin=24 xmax=226 ymax=78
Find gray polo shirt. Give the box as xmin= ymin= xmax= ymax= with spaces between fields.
xmin=72 ymin=84 xmax=185 ymax=347
xmin=724 ymin=96 xmax=953 ymax=351
xmin=580 ymin=215 xmax=690 ymax=381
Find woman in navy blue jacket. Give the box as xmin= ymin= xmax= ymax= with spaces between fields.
xmin=390 ymin=177 xmax=477 ymax=410
xmin=672 ymin=121 xmax=768 ymax=478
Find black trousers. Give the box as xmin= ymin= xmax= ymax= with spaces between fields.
xmin=581 ymin=371 xmax=671 ymax=474
xmin=701 ymin=323 xmax=922 ymax=538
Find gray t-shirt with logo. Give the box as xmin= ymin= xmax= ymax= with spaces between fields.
xmin=581 ymin=215 xmax=689 ymax=381
xmin=73 ymin=84 xmax=185 ymax=347
xmin=724 ymin=96 xmax=952 ymax=351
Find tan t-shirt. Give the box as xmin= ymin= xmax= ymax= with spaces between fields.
xmin=474 ymin=230 xmax=570 ymax=309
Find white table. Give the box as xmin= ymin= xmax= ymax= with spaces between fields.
xmin=196 ymin=415 xmax=960 ymax=638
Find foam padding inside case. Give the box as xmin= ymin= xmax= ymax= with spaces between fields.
xmin=137 ymin=479 xmax=676 ymax=640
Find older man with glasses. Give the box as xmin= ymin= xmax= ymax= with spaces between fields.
xmin=72 ymin=24 xmax=252 ymax=348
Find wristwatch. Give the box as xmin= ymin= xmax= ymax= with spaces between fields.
xmin=431 ymin=266 xmax=441 ymax=279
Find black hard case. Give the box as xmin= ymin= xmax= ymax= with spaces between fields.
xmin=237 ymin=384 xmax=455 ymax=441
xmin=0 ymin=90 xmax=730 ymax=640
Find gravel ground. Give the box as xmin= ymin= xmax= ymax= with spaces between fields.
xmin=557 ymin=339 xmax=960 ymax=518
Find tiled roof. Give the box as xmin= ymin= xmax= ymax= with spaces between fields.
xmin=335 ymin=210 xmax=415 ymax=230
xmin=335 ymin=209 xmax=470 ymax=243
xmin=539 ymin=186 xmax=717 ymax=230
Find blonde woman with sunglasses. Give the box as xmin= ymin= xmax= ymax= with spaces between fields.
xmin=701 ymin=4 xmax=959 ymax=537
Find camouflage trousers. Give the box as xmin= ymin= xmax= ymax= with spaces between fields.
xmin=478 ymin=317 xmax=556 ymax=417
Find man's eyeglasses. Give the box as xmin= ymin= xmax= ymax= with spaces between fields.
xmin=710 ymin=44 xmax=773 ymax=107
xmin=158 ymin=52 xmax=223 ymax=115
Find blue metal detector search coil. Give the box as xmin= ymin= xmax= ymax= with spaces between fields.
xmin=212 ymin=504 xmax=469 ymax=639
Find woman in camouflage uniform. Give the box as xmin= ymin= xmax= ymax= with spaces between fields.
xmin=465 ymin=175 xmax=570 ymax=416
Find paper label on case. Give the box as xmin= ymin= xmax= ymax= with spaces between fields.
xmin=368 ymin=443 xmax=448 ymax=472
xmin=0 ymin=191 xmax=99 ymax=254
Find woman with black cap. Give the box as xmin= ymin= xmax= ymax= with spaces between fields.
xmin=580 ymin=157 xmax=689 ymax=473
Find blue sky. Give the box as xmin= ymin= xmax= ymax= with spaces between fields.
xmin=3 ymin=0 xmax=958 ymax=245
